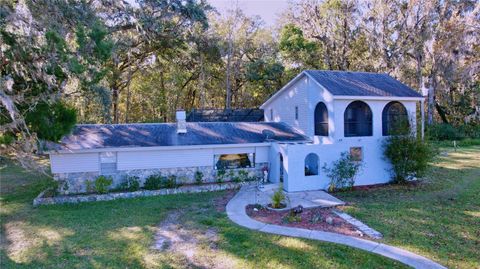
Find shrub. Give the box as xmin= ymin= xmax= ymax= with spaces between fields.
xmin=119 ymin=176 xmax=140 ymax=192
xmin=322 ymin=152 xmax=362 ymax=191
xmin=94 ymin=175 xmax=113 ymax=194
xmin=194 ymin=170 xmax=203 ymax=185
xmin=144 ymin=174 xmax=163 ymax=190
xmin=427 ymin=123 xmax=462 ymax=140
xmin=270 ymin=186 xmax=286 ymax=209
xmin=162 ymin=175 xmax=177 ymax=188
xmin=383 ymin=134 xmax=435 ymax=183
xmin=237 ymin=169 xmax=249 ymax=182
xmin=216 ymin=168 xmax=226 ymax=183
xmin=24 ymin=101 xmax=77 ymax=141
xmin=85 ymin=180 xmax=95 ymax=193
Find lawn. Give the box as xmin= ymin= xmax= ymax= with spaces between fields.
xmin=336 ymin=145 xmax=480 ymax=269
xmin=0 ymin=159 xmax=404 ymax=268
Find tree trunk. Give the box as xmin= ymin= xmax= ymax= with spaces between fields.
xmin=112 ymin=85 xmax=119 ymax=124
xmin=427 ymin=75 xmax=436 ymax=125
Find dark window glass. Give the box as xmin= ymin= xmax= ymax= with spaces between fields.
xmin=314 ymin=102 xmax=328 ymax=136
xmin=382 ymin=101 xmax=409 ymax=136
xmin=214 ymin=153 xmax=254 ymax=170
xmin=305 ymin=153 xmax=319 ymax=176
xmin=344 ymin=101 xmax=373 ymax=137
xmin=295 ymin=106 xmax=298 ymax=120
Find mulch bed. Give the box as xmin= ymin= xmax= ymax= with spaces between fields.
xmin=246 ymin=205 xmax=365 ymax=238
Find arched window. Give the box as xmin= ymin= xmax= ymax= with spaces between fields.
xmin=314 ymin=102 xmax=328 ymax=136
xmin=344 ymin=101 xmax=373 ymax=137
xmin=382 ymin=101 xmax=409 ymax=136
xmin=304 ymin=153 xmax=319 ymax=176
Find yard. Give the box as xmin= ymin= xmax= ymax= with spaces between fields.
xmin=0 ymin=145 xmax=478 ymax=268
xmin=336 ymin=145 xmax=480 ymax=269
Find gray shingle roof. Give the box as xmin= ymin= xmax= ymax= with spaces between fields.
xmin=304 ymin=70 xmax=422 ymax=97
xmin=49 ymin=122 xmax=309 ymax=151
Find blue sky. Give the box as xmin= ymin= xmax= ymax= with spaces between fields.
xmin=208 ymin=0 xmax=290 ymax=26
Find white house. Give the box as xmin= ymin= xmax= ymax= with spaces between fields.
xmin=47 ymin=70 xmax=424 ymax=193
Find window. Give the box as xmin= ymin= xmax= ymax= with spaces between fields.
xmin=349 ymin=147 xmax=363 ymax=162
xmin=314 ymin=102 xmax=328 ymax=136
xmin=100 ymin=152 xmax=117 ymax=174
xmin=270 ymin=109 xmax=273 ymax=121
xmin=304 ymin=153 xmax=319 ymax=176
xmin=344 ymin=101 xmax=373 ymax=137
xmin=382 ymin=101 xmax=409 ymax=136
xmin=214 ymin=153 xmax=254 ymax=170
xmin=295 ymin=106 xmax=299 ymax=120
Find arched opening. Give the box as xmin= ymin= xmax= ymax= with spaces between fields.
xmin=382 ymin=101 xmax=409 ymax=136
xmin=314 ymin=102 xmax=329 ymax=136
xmin=344 ymin=101 xmax=373 ymax=137
xmin=304 ymin=153 xmax=319 ymax=176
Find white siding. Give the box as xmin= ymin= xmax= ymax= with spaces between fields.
xmin=263 ymin=75 xmax=334 ymax=141
xmin=50 ymin=153 xmax=99 ymax=173
xmin=255 ymin=146 xmax=269 ymax=163
xmin=117 ymin=148 xmax=213 ymax=170
xmin=116 ymin=145 xmax=270 ymax=171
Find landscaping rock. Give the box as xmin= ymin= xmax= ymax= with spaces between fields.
xmin=325 ymin=216 xmax=334 ymax=225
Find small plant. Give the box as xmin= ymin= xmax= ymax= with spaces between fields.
xmin=85 ymin=180 xmax=95 ymax=193
xmin=144 ymin=174 xmax=163 ymax=190
xmin=163 ymin=175 xmax=177 ymax=188
xmin=283 ymin=211 xmax=302 ymax=223
xmin=237 ymin=169 xmax=249 ymax=182
xmin=383 ymin=133 xmax=435 ymax=183
xmin=119 ymin=175 xmax=140 ymax=192
xmin=216 ymin=168 xmax=226 ymax=183
xmin=323 ymin=152 xmax=362 ymax=191
xmin=94 ymin=175 xmax=113 ymax=194
xmin=270 ymin=186 xmax=286 ymax=209
xmin=194 ymin=170 xmax=204 ymax=185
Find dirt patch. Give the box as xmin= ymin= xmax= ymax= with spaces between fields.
xmin=153 ymin=211 xmax=234 ymax=268
xmin=213 ymin=189 xmax=237 ymax=212
xmin=246 ymin=205 xmax=366 ymax=238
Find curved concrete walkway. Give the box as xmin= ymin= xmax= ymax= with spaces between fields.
xmin=226 ymin=186 xmax=447 ymax=269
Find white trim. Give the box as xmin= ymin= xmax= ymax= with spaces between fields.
xmin=333 ymin=95 xmax=424 ymax=101
xmin=260 ymin=70 xmax=425 ymax=108
xmin=48 ymin=142 xmax=275 ymax=154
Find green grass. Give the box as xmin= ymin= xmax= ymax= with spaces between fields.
xmin=0 ymin=158 xmax=405 ymax=268
xmin=336 ymin=145 xmax=480 ymax=269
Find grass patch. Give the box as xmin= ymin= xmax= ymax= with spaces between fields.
xmin=336 ymin=145 xmax=480 ymax=269
xmin=0 ymin=158 xmax=405 ymax=268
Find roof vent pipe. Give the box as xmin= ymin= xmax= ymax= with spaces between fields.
xmin=176 ymin=110 xmax=187 ymax=134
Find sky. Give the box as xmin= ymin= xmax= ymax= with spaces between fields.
xmin=208 ymin=0 xmax=290 ymax=26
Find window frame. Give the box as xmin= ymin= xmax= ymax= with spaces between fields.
xmin=214 ymin=153 xmax=255 ymax=170
xmin=99 ymin=152 xmax=117 ymax=175
xmin=344 ymin=101 xmax=373 ymax=137
xmin=382 ymin=101 xmax=409 ymax=136
xmin=314 ymin=102 xmax=329 ymax=136
xmin=304 ymin=153 xmax=319 ymax=176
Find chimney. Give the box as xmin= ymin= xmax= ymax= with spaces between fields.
xmin=176 ymin=110 xmax=187 ymax=134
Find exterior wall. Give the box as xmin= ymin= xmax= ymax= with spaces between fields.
xmin=51 ymin=145 xmax=270 ymax=194
xmin=50 ymin=153 xmax=99 ymax=173
xmin=275 ymin=142 xmax=393 ymax=192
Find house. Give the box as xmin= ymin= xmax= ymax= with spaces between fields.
xmin=47 ymin=70 xmax=424 ymax=194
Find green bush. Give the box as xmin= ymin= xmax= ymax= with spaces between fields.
xmin=94 ymin=175 xmax=113 ymax=194
xmin=144 ymin=174 xmax=163 ymax=190
xmin=427 ymin=122 xmax=480 ymax=141
xmin=162 ymin=175 xmax=177 ymax=188
xmin=237 ymin=169 xmax=249 ymax=182
xmin=322 ymin=152 xmax=362 ymax=191
xmin=270 ymin=186 xmax=286 ymax=209
xmin=216 ymin=168 xmax=226 ymax=183
xmin=194 ymin=170 xmax=203 ymax=185
xmin=383 ymin=134 xmax=435 ymax=183
xmin=118 ymin=176 xmax=140 ymax=192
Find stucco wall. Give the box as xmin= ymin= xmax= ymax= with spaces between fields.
xmin=272 ymin=141 xmax=393 ymax=192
